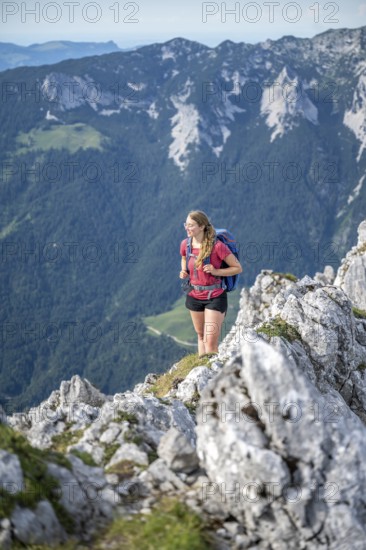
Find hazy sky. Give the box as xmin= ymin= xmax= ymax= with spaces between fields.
xmin=1 ymin=0 xmax=365 ymax=48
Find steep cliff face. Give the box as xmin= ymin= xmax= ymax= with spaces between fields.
xmin=1 ymin=222 xmax=366 ymax=549
xmin=334 ymin=220 xmax=366 ymax=310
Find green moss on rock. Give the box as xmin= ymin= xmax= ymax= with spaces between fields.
xmin=151 ymin=354 xmax=211 ymax=398
xmin=352 ymin=306 xmax=366 ymax=319
xmin=272 ymin=272 xmax=298 ymax=282
xmin=256 ymin=315 xmax=301 ymax=343
xmin=92 ymin=496 xmax=213 ymax=549
xmin=51 ymin=424 xmax=84 ymax=454
xmin=70 ymin=449 xmax=97 ymax=467
xmin=0 ymin=424 xmax=74 ymax=533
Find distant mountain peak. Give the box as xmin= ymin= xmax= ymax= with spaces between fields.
xmin=344 ymin=72 xmax=366 ymax=161
xmin=260 ymin=65 xmax=318 ymax=142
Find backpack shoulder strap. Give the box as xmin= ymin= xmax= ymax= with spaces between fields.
xmin=186 ymin=237 xmax=192 ymax=272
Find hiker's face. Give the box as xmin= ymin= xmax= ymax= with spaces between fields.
xmin=185 ymin=217 xmax=203 ymax=238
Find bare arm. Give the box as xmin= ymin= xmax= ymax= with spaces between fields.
xmin=179 ymin=256 xmax=189 ymax=278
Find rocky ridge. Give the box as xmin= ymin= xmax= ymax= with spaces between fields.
xmin=1 ymin=221 xmax=366 ymax=548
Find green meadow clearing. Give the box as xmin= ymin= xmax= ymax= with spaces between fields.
xmin=143 ymin=292 xmax=241 ymax=349
xmin=16 ymin=123 xmax=108 ymax=154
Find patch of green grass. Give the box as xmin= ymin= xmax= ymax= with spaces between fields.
xmin=143 ymin=296 xmax=197 ymax=344
xmin=357 ymin=364 xmax=366 ymax=371
xmin=11 ymin=498 xmax=214 ymax=549
xmin=0 ymin=424 xmax=75 ymax=533
xmin=147 ymin=449 xmax=159 ymax=464
xmin=114 ymin=410 xmax=139 ymax=425
xmin=352 ymin=306 xmax=366 ymax=319
xmin=16 ymin=123 xmax=108 ymax=154
xmin=51 ymin=424 xmax=84 ymax=453
xmin=184 ymin=390 xmax=201 ymax=416
xmin=150 ymin=354 xmax=211 ymax=398
xmin=123 ymin=430 xmax=143 ymax=446
xmin=92 ymin=496 xmax=213 ymax=549
xmin=272 ymin=272 xmax=298 ymax=283
xmin=70 ymin=449 xmax=97 ymax=467
xmin=256 ymin=315 xmax=301 ymax=343
xmin=106 ymin=459 xmax=138 ymax=479
xmin=103 ymin=443 xmax=120 ymax=465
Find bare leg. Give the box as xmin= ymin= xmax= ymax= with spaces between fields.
xmin=189 ymin=310 xmax=206 ymax=356
xmin=203 ymin=309 xmax=226 ymax=354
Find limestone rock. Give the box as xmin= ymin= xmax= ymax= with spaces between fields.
xmin=313 ymin=264 xmax=335 ymax=285
xmin=139 ymin=458 xmax=187 ymax=493
xmin=106 ymin=442 xmax=149 ymax=468
xmin=266 ymin=275 xmax=366 ymax=421
xmin=157 ymin=427 xmax=199 ymax=473
xmin=196 ymin=338 xmax=366 ymax=548
xmin=59 ymin=375 xmax=107 ymax=409
xmin=334 ymin=219 xmax=366 ymax=310
xmin=11 ymin=500 xmax=66 ymax=545
xmin=133 ymin=373 xmax=159 ymax=395
xmin=218 ymin=270 xmax=297 ymax=361
xmin=0 ymin=450 xmax=24 ymax=493
xmin=46 ymin=456 xmax=114 ymax=540
xmin=175 ymin=366 xmax=214 ymax=403
xmin=112 ymin=392 xmax=196 ymax=448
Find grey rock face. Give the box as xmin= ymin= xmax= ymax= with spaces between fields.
xmin=268 ymin=275 xmax=366 ymax=421
xmin=7 ymin=376 xmax=107 ymax=450
xmin=175 ymin=366 xmax=215 ymax=403
xmin=47 ymin=456 xmax=114 ymax=540
xmin=334 ymin=220 xmax=366 ymax=310
xmin=0 ymin=450 xmax=23 ymax=493
xmin=157 ymin=427 xmax=199 ymax=473
xmin=138 ymin=458 xmax=187 ymax=493
xmin=238 ymin=270 xmax=297 ymax=327
xmin=11 ymin=501 xmax=66 ymax=545
xmin=59 ymin=375 xmax=107 ymax=408
xmin=218 ymin=270 xmax=297 ymax=361
xmin=106 ymin=443 xmax=149 ymax=469
xmin=196 ymin=338 xmax=366 ymax=548
xmin=112 ymin=392 xmax=197 ymax=448
xmin=313 ymin=264 xmax=335 ymax=285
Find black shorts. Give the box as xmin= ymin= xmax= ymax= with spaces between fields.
xmin=185 ymin=291 xmax=227 ymax=315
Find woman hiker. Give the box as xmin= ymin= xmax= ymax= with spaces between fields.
xmin=179 ymin=210 xmax=242 ymax=357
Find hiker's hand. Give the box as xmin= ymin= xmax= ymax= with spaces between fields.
xmin=203 ymin=264 xmax=217 ymax=276
xmin=180 ymin=270 xmax=189 ymax=279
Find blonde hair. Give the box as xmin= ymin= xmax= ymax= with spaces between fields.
xmin=187 ymin=210 xmax=216 ymax=268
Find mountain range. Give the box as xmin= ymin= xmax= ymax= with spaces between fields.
xmin=0 ymin=40 xmax=127 ymax=71
xmin=1 ymin=26 xmax=366 ymax=410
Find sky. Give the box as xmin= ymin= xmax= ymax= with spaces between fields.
xmin=0 ymin=0 xmax=365 ymax=48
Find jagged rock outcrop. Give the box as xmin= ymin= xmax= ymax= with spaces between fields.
xmin=334 ymin=220 xmax=366 ymax=310
xmin=233 ymin=270 xmax=297 ymax=327
xmin=266 ymin=275 xmax=366 ymax=418
xmin=1 ymin=221 xmax=366 ymax=549
xmin=313 ymin=265 xmax=335 ymax=286
xmin=196 ymin=338 xmax=366 ymax=549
